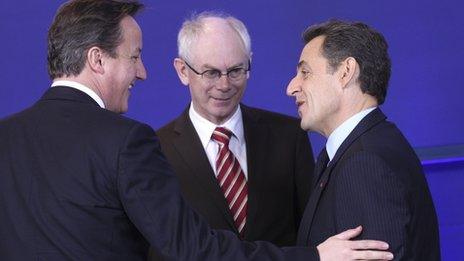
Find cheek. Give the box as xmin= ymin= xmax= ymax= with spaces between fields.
xmin=233 ymin=82 xmax=247 ymax=97
xmin=190 ymin=85 xmax=209 ymax=104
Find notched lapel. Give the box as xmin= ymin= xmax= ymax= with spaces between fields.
xmin=241 ymin=105 xmax=269 ymax=237
xmin=171 ymin=111 xmax=236 ymax=230
xmin=297 ymin=160 xmax=334 ymax=245
xmin=297 ymin=109 xmax=386 ymax=245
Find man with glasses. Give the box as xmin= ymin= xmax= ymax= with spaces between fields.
xmin=0 ymin=0 xmax=394 ymax=259
xmin=154 ymin=12 xmax=315 ymax=251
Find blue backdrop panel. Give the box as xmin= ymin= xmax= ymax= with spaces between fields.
xmin=425 ymin=161 xmax=464 ymax=260
xmin=1 ymin=0 xmax=462 ymax=259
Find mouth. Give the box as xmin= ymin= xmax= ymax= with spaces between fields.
xmin=212 ymin=96 xmax=232 ymax=101
xmin=295 ymin=100 xmax=305 ymax=116
xmin=129 ymin=82 xmax=135 ymax=89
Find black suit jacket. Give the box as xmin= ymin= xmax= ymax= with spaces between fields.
xmin=0 ymin=87 xmax=318 ymax=260
xmin=297 ymin=108 xmax=440 ymax=260
xmin=155 ymin=105 xmax=314 ymax=244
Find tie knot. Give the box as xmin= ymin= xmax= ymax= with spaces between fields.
xmin=212 ymin=127 xmax=232 ymax=146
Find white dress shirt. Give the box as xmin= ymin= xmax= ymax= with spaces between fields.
xmin=189 ymin=103 xmax=248 ymax=179
xmin=326 ymin=107 xmax=376 ymax=161
xmin=51 ymin=80 xmax=105 ymax=109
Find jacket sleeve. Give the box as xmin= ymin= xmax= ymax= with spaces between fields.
xmin=117 ymin=123 xmax=319 ymax=261
xmin=334 ymin=151 xmax=409 ymax=259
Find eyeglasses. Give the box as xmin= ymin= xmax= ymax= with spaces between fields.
xmin=183 ymin=60 xmax=251 ymax=82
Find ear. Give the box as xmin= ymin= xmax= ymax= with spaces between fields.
xmin=246 ymin=53 xmax=253 ymax=80
xmin=339 ymin=57 xmax=358 ymax=89
xmin=173 ymin=58 xmax=190 ymax=86
xmin=87 ymin=47 xmax=105 ymax=74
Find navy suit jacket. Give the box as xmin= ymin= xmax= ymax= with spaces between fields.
xmin=155 ymin=105 xmax=314 ymax=245
xmin=297 ymin=108 xmax=440 ymax=260
xmin=0 ymin=87 xmax=318 ymax=260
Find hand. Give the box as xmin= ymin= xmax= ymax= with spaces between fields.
xmin=316 ymin=226 xmax=394 ymax=261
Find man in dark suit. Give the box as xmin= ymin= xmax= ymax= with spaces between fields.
xmin=155 ymin=12 xmax=315 ymax=248
xmin=287 ymin=20 xmax=441 ymax=260
xmin=0 ymin=1 xmax=394 ymax=260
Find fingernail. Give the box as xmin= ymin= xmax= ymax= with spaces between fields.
xmin=387 ymin=253 xmax=394 ymax=259
xmin=383 ymin=243 xmax=389 ymax=248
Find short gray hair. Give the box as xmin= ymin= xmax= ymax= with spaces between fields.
xmin=177 ymin=11 xmax=252 ymax=62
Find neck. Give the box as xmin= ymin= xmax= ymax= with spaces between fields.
xmin=323 ymin=93 xmax=377 ymax=137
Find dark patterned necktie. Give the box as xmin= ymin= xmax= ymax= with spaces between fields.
xmin=314 ymin=148 xmax=329 ymax=187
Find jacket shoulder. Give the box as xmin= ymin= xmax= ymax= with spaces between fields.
xmin=156 ymin=116 xmax=179 ymax=141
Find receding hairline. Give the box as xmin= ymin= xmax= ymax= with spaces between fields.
xmin=177 ymin=12 xmax=252 ymax=61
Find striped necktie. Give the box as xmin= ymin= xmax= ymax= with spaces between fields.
xmin=211 ymin=127 xmax=248 ymax=236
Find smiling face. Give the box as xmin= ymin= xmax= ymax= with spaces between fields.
xmin=175 ymin=18 xmax=249 ymax=124
xmin=286 ymin=36 xmax=343 ymax=137
xmin=101 ymin=16 xmax=146 ymax=114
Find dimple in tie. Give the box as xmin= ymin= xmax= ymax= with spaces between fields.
xmin=211 ymin=127 xmax=248 ymax=236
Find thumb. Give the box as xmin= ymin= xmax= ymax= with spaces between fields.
xmin=334 ymin=226 xmax=362 ymax=240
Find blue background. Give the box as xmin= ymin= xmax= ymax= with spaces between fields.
xmin=1 ymin=0 xmax=462 ymax=259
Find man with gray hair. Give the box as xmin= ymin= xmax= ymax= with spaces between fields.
xmin=156 ymin=11 xmax=314 ymax=247
xmin=150 ymin=12 xmax=393 ymax=261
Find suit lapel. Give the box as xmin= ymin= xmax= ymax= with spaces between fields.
xmin=297 ymin=153 xmax=333 ymax=245
xmin=297 ymin=108 xmax=387 ymax=245
xmin=171 ymin=109 xmax=237 ymax=230
xmin=241 ymin=105 xmax=269 ymax=237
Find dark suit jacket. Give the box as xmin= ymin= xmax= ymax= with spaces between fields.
xmin=0 ymin=87 xmax=318 ymax=260
xmin=155 ymin=104 xmax=314 ymax=247
xmin=297 ymin=108 xmax=440 ymax=260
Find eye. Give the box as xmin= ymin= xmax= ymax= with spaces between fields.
xmin=228 ymin=68 xmax=246 ymax=79
xmin=300 ymin=69 xmax=310 ymax=79
xmin=131 ymin=55 xmax=140 ymax=63
xmin=202 ymin=69 xmax=221 ymax=79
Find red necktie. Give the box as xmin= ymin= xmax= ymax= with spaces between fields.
xmin=211 ymin=127 xmax=248 ymax=236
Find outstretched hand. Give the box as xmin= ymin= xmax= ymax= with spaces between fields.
xmin=317 ymin=226 xmax=393 ymax=261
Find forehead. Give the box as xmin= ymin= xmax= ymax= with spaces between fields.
xmin=190 ymin=20 xmax=248 ymax=65
xmin=300 ymin=36 xmax=325 ymax=64
xmin=119 ymin=16 xmax=143 ymax=50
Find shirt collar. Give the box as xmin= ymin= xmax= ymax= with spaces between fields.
xmin=51 ymin=80 xmax=106 ymax=109
xmin=326 ymin=107 xmax=376 ymax=161
xmin=189 ymin=102 xmax=244 ymax=149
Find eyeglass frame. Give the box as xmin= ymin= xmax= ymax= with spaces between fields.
xmin=183 ymin=59 xmax=251 ymax=82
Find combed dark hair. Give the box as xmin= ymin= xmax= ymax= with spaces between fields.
xmin=47 ymin=0 xmax=144 ymax=79
xmin=303 ymin=20 xmax=391 ymax=104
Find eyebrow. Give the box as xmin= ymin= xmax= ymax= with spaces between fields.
xmin=134 ymin=47 xmax=142 ymax=55
xmin=203 ymin=62 xmax=246 ymax=71
xmin=297 ymin=61 xmax=307 ymax=69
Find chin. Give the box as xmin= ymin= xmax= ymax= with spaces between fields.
xmin=118 ymin=105 xmax=128 ymax=114
xmin=300 ymin=124 xmax=309 ymax=131
xmin=299 ymin=120 xmax=312 ymax=132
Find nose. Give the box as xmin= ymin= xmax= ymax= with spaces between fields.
xmin=216 ymin=74 xmax=231 ymax=91
xmin=137 ymin=58 xmax=147 ymax=80
xmin=286 ymin=76 xmax=299 ymax=97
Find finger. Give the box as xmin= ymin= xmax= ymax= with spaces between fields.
xmin=333 ymin=226 xmax=362 ymax=240
xmin=350 ymin=239 xmax=389 ymax=250
xmin=352 ymin=250 xmax=394 ymax=260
